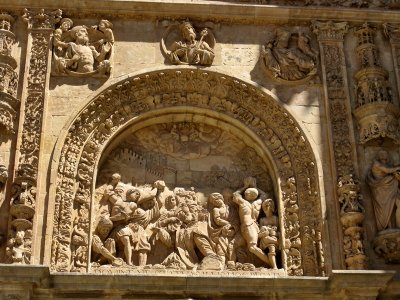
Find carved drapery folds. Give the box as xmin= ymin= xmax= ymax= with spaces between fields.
xmin=353 ymin=23 xmax=399 ymax=144
xmin=52 ymin=18 xmax=114 ymax=77
xmin=367 ymin=150 xmax=400 ymax=263
xmin=6 ymin=9 xmax=60 ymax=265
xmin=260 ymin=28 xmax=318 ymax=84
xmin=51 ymin=69 xmax=324 ymax=276
xmin=0 ymin=12 xmax=19 ymax=135
xmin=161 ymin=20 xmax=215 ymax=66
xmin=313 ymin=21 xmax=367 ymax=270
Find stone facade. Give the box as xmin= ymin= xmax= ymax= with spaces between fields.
xmin=0 ymin=0 xmax=400 ymax=299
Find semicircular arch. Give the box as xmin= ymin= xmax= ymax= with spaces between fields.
xmin=49 ymin=67 xmax=324 ymax=276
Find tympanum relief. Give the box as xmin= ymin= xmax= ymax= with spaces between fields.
xmin=367 ymin=150 xmax=400 ymax=263
xmin=92 ymin=122 xmax=281 ymax=272
xmin=52 ymin=18 xmax=114 ymax=77
xmin=260 ymin=28 xmax=318 ymax=84
xmin=161 ymin=21 xmax=215 ymax=66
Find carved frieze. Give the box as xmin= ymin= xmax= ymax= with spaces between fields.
xmin=51 ymin=69 xmax=323 ymax=276
xmin=353 ymin=23 xmax=399 ymax=144
xmin=52 ymin=18 xmax=114 ymax=77
xmin=260 ymin=28 xmax=318 ymax=84
xmin=212 ymin=0 xmax=400 ymax=9
xmin=161 ymin=21 xmax=215 ymax=66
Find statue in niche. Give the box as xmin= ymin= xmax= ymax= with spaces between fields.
xmin=91 ymin=173 xmax=280 ymax=271
xmin=52 ymin=19 xmax=113 ymax=77
xmin=162 ymin=21 xmax=215 ymax=66
xmin=366 ymin=150 xmax=400 ymax=232
xmin=367 ymin=150 xmax=400 ymax=263
xmin=261 ymin=28 xmax=318 ymax=83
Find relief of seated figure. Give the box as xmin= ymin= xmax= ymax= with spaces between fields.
xmin=52 ymin=19 xmax=113 ymax=77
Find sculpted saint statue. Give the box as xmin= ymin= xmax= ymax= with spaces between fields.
xmin=167 ymin=21 xmax=215 ymax=66
xmin=367 ymin=150 xmax=400 ymax=232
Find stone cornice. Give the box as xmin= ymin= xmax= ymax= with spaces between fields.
xmin=0 ymin=1 xmax=399 ymax=24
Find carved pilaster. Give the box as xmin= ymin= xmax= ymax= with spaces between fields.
xmin=0 ymin=12 xmax=19 ymax=135
xmin=6 ymin=9 xmax=61 ymax=265
xmin=312 ymin=21 xmax=367 ymax=270
xmin=353 ymin=23 xmax=399 ymax=144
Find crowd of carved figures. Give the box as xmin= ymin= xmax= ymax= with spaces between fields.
xmin=91 ymin=175 xmax=280 ymax=270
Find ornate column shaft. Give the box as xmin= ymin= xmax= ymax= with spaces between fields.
xmin=312 ymin=21 xmax=367 ymax=270
xmin=353 ymin=23 xmax=398 ymax=144
xmin=384 ymin=23 xmax=400 ymax=101
xmin=5 ymin=8 xmax=61 ymax=264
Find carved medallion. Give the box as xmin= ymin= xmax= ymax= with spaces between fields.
xmin=161 ymin=21 xmax=215 ymax=66
xmin=260 ymin=28 xmax=318 ymax=84
xmin=52 ymin=18 xmax=114 ymax=77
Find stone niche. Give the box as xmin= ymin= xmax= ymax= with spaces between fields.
xmin=91 ymin=118 xmax=282 ymax=274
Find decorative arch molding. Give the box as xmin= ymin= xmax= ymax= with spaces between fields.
xmin=49 ymin=67 xmax=324 ymax=276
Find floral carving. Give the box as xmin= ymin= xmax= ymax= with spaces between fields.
xmin=0 ymin=12 xmax=19 ymax=135
xmin=313 ymin=22 xmax=366 ymax=270
xmin=6 ymin=9 xmax=58 ymax=265
xmin=50 ymin=69 xmax=323 ymax=276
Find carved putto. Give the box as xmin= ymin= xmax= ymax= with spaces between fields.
xmin=260 ymin=28 xmax=318 ymax=84
xmin=161 ymin=21 xmax=215 ymax=66
xmin=91 ymin=174 xmax=280 ymax=272
xmin=52 ymin=18 xmax=114 ymax=77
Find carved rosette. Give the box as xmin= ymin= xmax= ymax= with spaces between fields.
xmin=6 ymin=9 xmax=61 ymax=265
xmin=51 ymin=69 xmax=324 ymax=276
xmin=353 ymin=23 xmax=398 ymax=144
xmin=313 ymin=21 xmax=367 ymax=270
xmin=0 ymin=12 xmax=19 ymax=135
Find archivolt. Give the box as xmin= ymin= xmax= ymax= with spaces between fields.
xmin=49 ymin=68 xmax=324 ymax=276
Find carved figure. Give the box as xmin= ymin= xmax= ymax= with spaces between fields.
xmin=6 ymin=231 xmax=30 ymax=264
xmin=52 ymin=19 xmax=113 ymax=77
xmin=367 ymin=150 xmax=400 ymax=231
xmin=258 ymin=225 xmax=279 ymax=269
xmin=0 ymin=164 xmax=8 ymax=185
xmin=208 ymin=193 xmax=237 ymax=265
xmin=232 ymin=188 xmax=271 ymax=266
xmin=261 ymin=29 xmax=317 ymax=83
xmin=164 ymin=21 xmax=215 ymax=66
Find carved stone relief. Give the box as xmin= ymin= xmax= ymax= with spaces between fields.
xmin=214 ymin=0 xmax=400 ymax=9
xmin=384 ymin=23 xmax=400 ymax=101
xmin=161 ymin=21 xmax=215 ymax=66
xmin=260 ymin=28 xmax=318 ymax=84
xmin=6 ymin=8 xmax=60 ymax=265
xmin=0 ymin=12 xmax=19 ymax=135
xmin=366 ymin=150 xmax=400 ymax=263
xmin=313 ymin=21 xmax=367 ymax=270
xmin=353 ymin=23 xmax=399 ymax=144
xmin=50 ymin=69 xmax=324 ymax=277
xmin=52 ymin=18 xmax=114 ymax=77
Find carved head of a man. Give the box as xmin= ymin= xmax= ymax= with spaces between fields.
xmin=71 ymin=26 xmax=89 ymax=45
xmin=180 ymin=21 xmax=196 ymax=43
xmin=377 ymin=150 xmax=389 ymax=164
xmin=244 ymin=188 xmax=259 ymax=202
xmin=209 ymin=193 xmax=225 ymax=208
